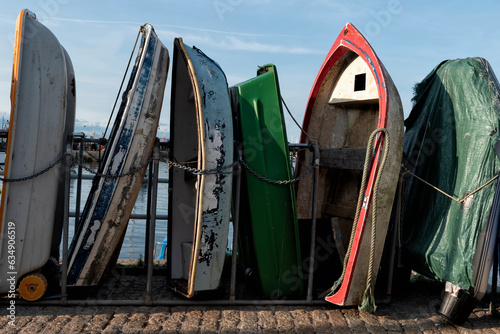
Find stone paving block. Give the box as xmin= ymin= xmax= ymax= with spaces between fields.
xmin=121 ymin=309 xmax=149 ymax=334
xmin=159 ymin=306 xmax=186 ymax=334
xmin=198 ymin=308 xmax=221 ymax=334
xmin=418 ymin=323 xmax=441 ymax=334
xmin=145 ymin=306 xmax=170 ymax=329
xmin=391 ymin=307 xmax=421 ymax=334
xmin=101 ymin=309 xmax=131 ymax=334
xmin=2 ymin=321 xmax=28 ymax=334
xmin=237 ymin=307 xmax=258 ymax=333
xmin=359 ymin=310 xmax=386 ymax=334
xmin=374 ymin=309 xmax=403 ymax=333
xmin=290 ymin=307 xmax=315 ymax=334
xmin=431 ymin=314 xmax=461 ymax=334
xmin=61 ymin=314 xmax=95 ymax=334
xmin=18 ymin=314 xmax=54 ymax=334
xmin=0 ymin=310 xmax=14 ymax=329
xmin=468 ymin=309 xmax=500 ymax=334
xmin=51 ymin=306 xmax=94 ymax=334
xmin=323 ymin=308 xmax=351 ymax=334
xmin=257 ymin=307 xmax=277 ymax=334
xmin=342 ymin=308 xmax=367 ymax=333
xmin=309 ymin=308 xmax=332 ymax=333
xmin=178 ymin=308 xmax=202 ymax=334
xmin=273 ymin=306 xmax=294 ymax=333
xmin=4 ymin=302 xmax=41 ymax=331
xmin=219 ymin=308 xmax=240 ymax=334
xmin=84 ymin=311 xmax=114 ymax=333
xmin=39 ymin=314 xmax=73 ymax=334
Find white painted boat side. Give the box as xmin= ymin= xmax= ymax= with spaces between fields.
xmin=52 ymin=46 xmax=76 ymax=258
xmin=66 ymin=24 xmax=169 ymax=286
xmin=168 ymin=38 xmax=233 ymax=297
xmin=0 ymin=9 xmax=72 ymax=293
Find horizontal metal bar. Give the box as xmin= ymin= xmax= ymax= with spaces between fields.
xmin=68 ymin=212 xmax=168 ymax=220
xmin=70 ymin=173 xmax=169 ymax=184
xmin=8 ymin=298 xmax=329 ymax=307
xmin=72 ymin=136 xmax=168 ymax=145
xmin=288 ymin=143 xmax=309 ymax=149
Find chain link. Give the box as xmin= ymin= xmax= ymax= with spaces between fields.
xmin=0 ymin=152 xmax=72 ymax=182
xmin=239 ymin=158 xmax=316 ymax=185
xmin=0 ymin=151 xmax=314 ymax=185
xmin=161 ymin=158 xmax=239 ymax=175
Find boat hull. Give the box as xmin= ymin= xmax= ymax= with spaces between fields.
xmin=230 ymin=64 xmax=303 ymax=299
xmin=67 ymin=24 xmax=169 ymax=286
xmin=295 ymin=23 xmax=404 ymax=306
xmin=0 ymin=9 xmax=75 ymax=294
xmin=401 ymin=57 xmax=500 ymax=324
xmin=167 ymin=38 xmax=234 ymax=298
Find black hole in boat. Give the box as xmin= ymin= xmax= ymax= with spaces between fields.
xmin=354 ymin=73 xmax=366 ymax=92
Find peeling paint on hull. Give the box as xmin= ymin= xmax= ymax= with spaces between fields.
xmin=167 ymin=38 xmax=233 ymax=298
xmin=67 ymin=24 xmax=169 ymax=287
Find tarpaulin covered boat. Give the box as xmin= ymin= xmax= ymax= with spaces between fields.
xmin=295 ymin=23 xmax=404 ymax=308
xmin=400 ymin=57 xmax=500 ymax=324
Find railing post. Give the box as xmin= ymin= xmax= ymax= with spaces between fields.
xmin=61 ymin=132 xmax=84 ymax=304
xmin=306 ymin=143 xmax=320 ymax=304
xmin=61 ymin=134 xmax=72 ymax=304
xmin=75 ymin=135 xmax=85 ymax=225
xmin=230 ymin=148 xmax=242 ymax=304
xmin=146 ymin=141 xmax=160 ymax=305
xmin=490 ymin=219 xmax=500 ymax=318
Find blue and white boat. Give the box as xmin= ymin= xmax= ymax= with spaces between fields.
xmin=67 ymin=24 xmax=169 ymax=286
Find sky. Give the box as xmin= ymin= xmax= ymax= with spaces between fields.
xmin=1 ymin=0 xmax=500 ymax=142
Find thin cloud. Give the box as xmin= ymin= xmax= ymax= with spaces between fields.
xmin=155 ymin=28 xmax=323 ymax=55
xmin=219 ymin=36 xmax=323 ymax=54
xmin=47 ymin=16 xmax=291 ymax=38
xmin=46 ymin=17 xmax=142 ymax=26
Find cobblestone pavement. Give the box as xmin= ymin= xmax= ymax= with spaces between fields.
xmin=1 ymin=272 xmax=499 ymax=333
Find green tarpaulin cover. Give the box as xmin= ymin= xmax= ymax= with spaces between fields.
xmin=401 ymin=57 xmax=500 ymax=290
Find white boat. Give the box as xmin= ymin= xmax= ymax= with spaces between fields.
xmin=167 ymin=38 xmax=234 ymax=298
xmin=66 ymin=24 xmax=169 ymax=287
xmin=0 ymin=9 xmax=75 ymax=300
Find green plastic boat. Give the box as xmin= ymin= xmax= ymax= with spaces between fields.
xmin=230 ymin=64 xmax=304 ymax=299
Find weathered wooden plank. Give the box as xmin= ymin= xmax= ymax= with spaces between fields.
xmin=322 ymin=203 xmax=356 ymax=220
xmin=319 ymin=148 xmax=366 ymax=170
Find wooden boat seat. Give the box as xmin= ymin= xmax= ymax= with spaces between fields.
xmin=321 ymin=203 xmax=355 ymax=220
xmin=319 ymin=147 xmax=366 ymax=170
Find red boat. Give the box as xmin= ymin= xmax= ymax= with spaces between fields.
xmin=295 ymin=23 xmax=404 ymax=308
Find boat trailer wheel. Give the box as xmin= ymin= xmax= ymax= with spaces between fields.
xmin=18 ymin=273 xmax=48 ymax=301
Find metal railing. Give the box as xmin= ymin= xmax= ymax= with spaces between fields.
xmin=13 ymin=133 xmax=322 ymax=306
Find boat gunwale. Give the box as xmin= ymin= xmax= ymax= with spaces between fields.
xmin=296 ymin=23 xmax=401 ymax=306
xmin=167 ymin=38 xmax=234 ymax=298
xmin=67 ymin=25 xmax=168 ymax=286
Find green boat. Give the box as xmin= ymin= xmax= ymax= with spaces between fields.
xmin=230 ymin=64 xmax=303 ymax=299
